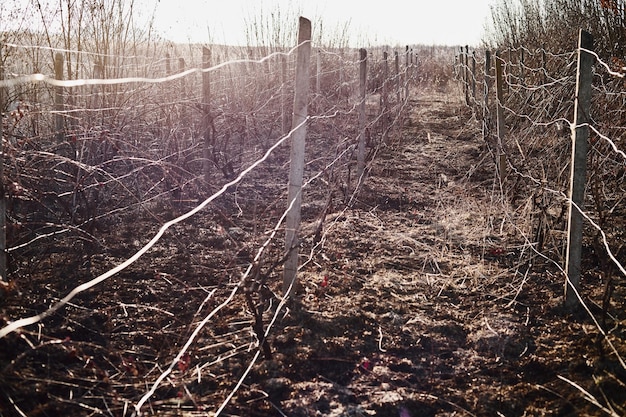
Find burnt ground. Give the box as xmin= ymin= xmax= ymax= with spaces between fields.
xmin=1 ymin=87 xmax=625 ymax=416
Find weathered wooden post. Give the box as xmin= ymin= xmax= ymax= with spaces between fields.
xmin=382 ymin=51 xmax=389 ymax=143
xmin=356 ymin=48 xmax=367 ymax=183
xmin=494 ymin=51 xmax=507 ymax=185
xmin=483 ymin=50 xmax=492 ymax=142
xmin=54 ymin=52 xmax=65 ymax=143
xmin=564 ymin=30 xmax=594 ymax=309
xmin=471 ymin=51 xmax=477 ymax=103
xmin=464 ymin=45 xmax=470 ymax=106
xmin=405 ymin=45 xmax=410 ymax=100
xmin=283 ymin=17 xmax=312 ymax=297
xmin=281 ymin=54 xmax=290 ymax=135
xmin=202 ymin=47 xmax=212 ymax=184
xmin=394 ymin=51 xmax=400 ymax=104
xmin=0 ymin=43 xmax=6 ymax=289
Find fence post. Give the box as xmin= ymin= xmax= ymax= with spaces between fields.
xmin=564 ymin=30 xmax=594 ymax=309
xmin=281 ymin=54 xmax=290 ymax=135
xmin=394 ymin=51 xmax=400 ymax=105
xmin=382 ymin=51 xmax=389 ymax=143
xmin=0 ymin=43 xmax=6 ymax=290
xmin=202 ymin=47 xmax=212 ymax=184
xmin=461 ymin=45 xmax=470 ymax=106
xmin=356 ymin=48 xmax=367 ymax=183
xmin=457 ymin=47 xmax=462 ymax=81
xmin=283 ymin=17 xmax=311 ymax=297
xmin=494 ymin=51 xmax=507 ymax=185
xmin=54 ymin=52 xmax=65 ymax=143
xmin=471 ymin=51 xmax=476 ymax=103
xmin=483 ymin=50 xmax=492 ymax=142
xmin=405 ymin=45 xmax=410 ymax=100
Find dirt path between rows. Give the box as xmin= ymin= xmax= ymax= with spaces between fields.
xmin=262 ymin=88 xmax=622 ymax=416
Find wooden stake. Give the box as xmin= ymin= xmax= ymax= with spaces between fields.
xmin=281 ymin=54 xmax=290 ymax=135
xmin=394 ymin=51 xmax=400 ymax=105
xmin=54 ymin=52 xmax=65 ymax=143
xmin=471 ymin=51 xmax=476 ymax=102
xmin=283 ymin=17 xmax=312 ymax=296
xmin=405 ymin=45 xmax=409 ymax=100
xmin=382 ymin=51 xmax=389 ymax=143
xmin=0 ymin=43 xmax=6 ymax=288
xmin=202 ymin=47 xmax=212 ymax=184
xmin=483 ymin=50 xmax=492 ymax=143
xmin=461 ymin=45 xmax=469 ymax=106
xmin=565 ymin=30 xmax=594 ymax=309
xmin=356 ymin=48 xmax=367 ymax=182
xmin=494 ymin=51 xmax=507 ymax=184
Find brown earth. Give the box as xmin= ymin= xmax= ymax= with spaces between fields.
xmin=1 ymin=87 xmax=625 ymax=416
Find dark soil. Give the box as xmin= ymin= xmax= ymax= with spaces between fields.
xmin=1 ymin=87 xmax=625 ymax=417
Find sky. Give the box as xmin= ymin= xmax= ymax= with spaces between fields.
xmin=148 ymin=0 xmax=496 ymax=47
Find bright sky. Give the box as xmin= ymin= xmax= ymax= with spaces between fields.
xmin=149 ymin=0 xmax=495 ymax=47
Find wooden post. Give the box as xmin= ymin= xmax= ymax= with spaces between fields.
xmin=458 ymin=47 xmax=463 ymax=81
xmin=405 ymin=45 xmax=410 ymax=67
xmin=281 ymin=54 xmax=290 ymax=135
xmin=471 ymin=51 xmax=477 ymax=102
xmin=382 ymin=51 xmax=389 ymax=143
xmin=356 ymin=48 xmax=367 ymax=182
xmin=565 ymin=30 xmax=594 ymax=309
xmin=0 ymin=43 xmax=6 ymax=288
xmin=483 ymin=50 xmax=492 ymax=142
xmin=54 ymin=52 xmax=65 ymax=143
xmin=494 ymin=51 xmax=507 ymax=184
xmin=202 ymin=47 xmax=212 ymax=184
xmin=283 ymin=17 xmax=311 ymax=297
xmin=405 ymin=45 xmax=409 ymax=100
xmin=394 ymin=51 xmax=400 ymax=104
xmin=461 ymin=45 xmax=470 ymax=106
